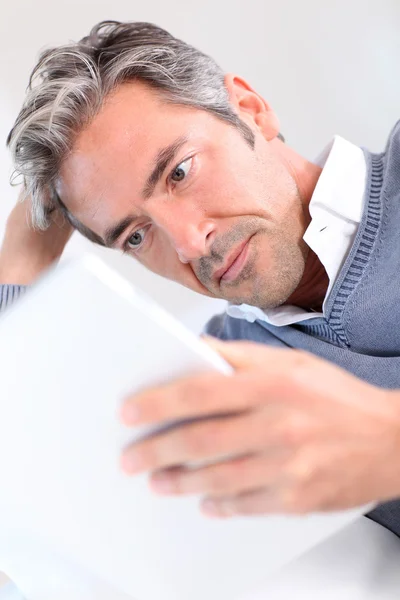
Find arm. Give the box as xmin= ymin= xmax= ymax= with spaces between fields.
xmin=0 ymin=193 xmax=73 ymax=311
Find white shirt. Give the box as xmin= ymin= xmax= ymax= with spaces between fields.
xmin=226 ymin=135 xmax=367 ymax=326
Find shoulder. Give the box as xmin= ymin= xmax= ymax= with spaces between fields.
xmin=204 ymin=310 xmax=289 ymax=347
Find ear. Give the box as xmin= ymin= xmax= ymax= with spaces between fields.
xmin=224 ymin=74 xmax=280 ymax=141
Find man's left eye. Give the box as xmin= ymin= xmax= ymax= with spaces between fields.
xmin=170 ymin=157 xmax=193 ymax=183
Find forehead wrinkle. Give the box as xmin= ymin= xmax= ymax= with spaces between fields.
xmin=89 ymin=189 xmax=108 ymax=220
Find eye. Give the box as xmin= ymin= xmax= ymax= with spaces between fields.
xmin=170 ymin=157 xmax=193 ymax=184
xmin=126 ymin=227 xmax=148 ymax=251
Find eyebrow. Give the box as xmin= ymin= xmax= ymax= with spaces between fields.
xmin=141 ymin=135 xmax=188 ymax=200
xmin=103 ymin=136 xmax=189 ymax=248
xmin=104 ymin=214 xmax=138 ymax=248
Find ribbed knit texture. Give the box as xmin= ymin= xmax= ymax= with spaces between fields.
xmin=206 ymin=120 xmax=400 ymax=537
xmin=0 ymin=285 xmax=27 ymax=312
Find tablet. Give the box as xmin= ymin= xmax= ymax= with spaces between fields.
xmin=0 ymin=254 xmax=366 ymax=600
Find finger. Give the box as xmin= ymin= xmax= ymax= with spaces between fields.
xmin=121 ymin=371 xmax=258 ymax=426
xmin=150 ymin=452 xmax=288 ymax=497
xmin=202 ymin=336 xmax=282 ymax=370
xmin=205 ymin=338 xmax=353 ymax=411
xmin=201 ymin=488 xmax=284 ymax=518
xmin=122 ymin=345 xmax=327 ymax=429
xmin=120 ymin=411 xmax=268 ymax=474
xmin=203 ymin=336 xmax=314 ymax=376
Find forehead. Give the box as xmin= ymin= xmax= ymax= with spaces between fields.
xmin=58 ymin=82 xmax=215 ymax=229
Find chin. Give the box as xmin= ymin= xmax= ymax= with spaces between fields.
xmin=224 ymin=277 xmax=299 ymax=309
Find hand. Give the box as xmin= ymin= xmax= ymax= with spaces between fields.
xmin=120 ymin=338 xmax=400 ymax=518
xmin=0 ymin=190 xmax=73 ymax=284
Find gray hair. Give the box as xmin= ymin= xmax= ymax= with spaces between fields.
xmin=7 ymin=20 xmax=283 ymax=235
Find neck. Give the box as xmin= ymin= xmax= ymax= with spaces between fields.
xmin=270 ymin=138 xmax=328 ymax=311
xmin=287 ymin=249 xmax=329 ymax=311
xmin=270 ymin=137 xmax=322 ymax=208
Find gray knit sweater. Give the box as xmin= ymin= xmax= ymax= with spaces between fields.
xmin=3 ymin=122 xmax=400 ymax=537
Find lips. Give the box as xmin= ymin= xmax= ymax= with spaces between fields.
xmin=214 ymin=237 xmax=252 ymax=283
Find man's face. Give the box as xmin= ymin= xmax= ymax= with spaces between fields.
xmin=59 ymin=80 xmax=309 ymax=309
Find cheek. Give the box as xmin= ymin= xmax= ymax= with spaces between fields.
xmin=140 ymin=234 xmax=190 ymax=280
xmin=140 ymin=234 xmax=176 ymax=276
xmin=197 ymin=177 xmax=253 ymax=218
xmin=216 ymin=159 xmax=269 ymax=216
xmin=139 ymin=234 xmax=211 ymax=295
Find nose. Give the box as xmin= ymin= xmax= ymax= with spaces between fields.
xmin=175 ymin=219 xmax=216 ymax=263
xmin=152 ymin=206 xmax=216 ymax=263
xmin=175 ymin=221 xmax=215 ymax=264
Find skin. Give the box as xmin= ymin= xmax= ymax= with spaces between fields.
xmin=3 ymin=74 xmax=400 ymax=517
xmin=58 ymin=75 xmax=327 ymax=311
xmin=0 ymin=192 xmax=73 ymax=285
xmin=121 ymin=339 xmax=400 ymax=517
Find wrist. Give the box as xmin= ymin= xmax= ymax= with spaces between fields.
xmin=0 ymin=254 xmax=56 ymax=285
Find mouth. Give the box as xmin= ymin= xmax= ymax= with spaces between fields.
xmin=214 ymin=236 xmax=253 ymax=284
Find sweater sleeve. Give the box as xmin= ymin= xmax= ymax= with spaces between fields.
xmin=0 ymin=285 xmax=27 ymax=312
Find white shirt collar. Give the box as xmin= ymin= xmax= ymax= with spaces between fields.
xmin=226 ymin=135 xmax=367 ymax=327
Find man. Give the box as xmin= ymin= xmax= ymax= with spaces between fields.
xmin=2 ymin=20 xmax=400 ymax=539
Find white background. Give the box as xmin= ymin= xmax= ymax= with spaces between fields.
xmin=0 ymin=0 xmax=399 ymax=592
xmin=0 ymin=0 xmax=399 ymax=331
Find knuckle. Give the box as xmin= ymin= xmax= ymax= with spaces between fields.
xmin=286 ymin=351 xmax=315 ymax=383
xmin=279 ymin=425 xmax=304 ymax=447
xmin=279 ymin=416 xmax=314 ymax=447
xmin=281 ymin=451 xmax=328 ymax=515
xmin=290 ymin=456 xmax=317 ymax=485
xmin=207 ymin=468 xmax=231 ymax=493
xmin=209 ymin=459 xmax=249 ymax=494
xmin=285 ymin=458 xmax=324 ymax=514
